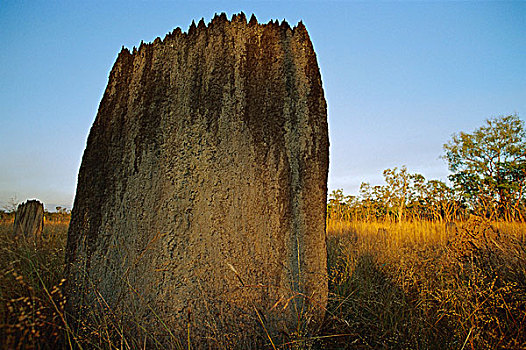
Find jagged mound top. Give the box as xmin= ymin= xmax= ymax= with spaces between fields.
xmin=122 ymin=12 xmax=310 ymax=55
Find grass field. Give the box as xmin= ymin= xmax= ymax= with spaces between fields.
xmin=1 ymin=217 xmax=525 ymax=349
xmin=323 ymin=219 xmax=526 ymax=349
xmin=0 ymin=218 xmax=69 ymax=349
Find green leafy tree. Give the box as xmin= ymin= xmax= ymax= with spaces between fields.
xmin=443 ymin=114 xmax=526 ymax=220
xmin=406 ymin=173 xmax=426 ymax=220
xmin=421 ymin=180 xmax=462 ymax=222
xmin=328 ymin=189 xmax=352 ymax=221
xmin=356 ymin=167 xmax=429 ymax=222
xmin=382 ymin=166 xmax=426 ymax=222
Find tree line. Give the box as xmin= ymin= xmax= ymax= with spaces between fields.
xmin=329 ymin=114 xmax=526 ymax=222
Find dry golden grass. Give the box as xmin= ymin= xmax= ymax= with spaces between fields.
xmin=0 ymin=219 xmax=70 ymax=349
xmin=322 ymin=218 xmax=526 ymax=349
xmin=1 ymin=217 xmax=525 ymax=349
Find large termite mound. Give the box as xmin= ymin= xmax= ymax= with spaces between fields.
xmin=13 ymin=199 xmax=44 ymax=241
xmin=65 ymin=13 xmax=328 ymax=347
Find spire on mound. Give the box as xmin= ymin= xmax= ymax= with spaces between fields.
xmin=249 ymin=13 xmax=258 ymax=26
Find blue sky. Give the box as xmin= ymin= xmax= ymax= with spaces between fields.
xmin=1 ymin=1 xmax=525 ymax=209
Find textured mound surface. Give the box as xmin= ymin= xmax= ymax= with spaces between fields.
xmin=13 ymin=199 xmax=44 ymax=240
xmin=65 ymin=13 xmax=328 ymax=346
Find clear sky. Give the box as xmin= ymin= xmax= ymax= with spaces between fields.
xmin=1 ymin=1 xmax=525 ymax=210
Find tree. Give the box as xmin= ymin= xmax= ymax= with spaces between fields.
xmin=1 ymin=196 xmax=19 ymax=214
xmin=355 ymin=167 xmax=428 ymax=222
xmin=382 ymin=166 xmax=426 ymax=222
xmin=421 ymin=180 xmax=462 ymax=222
xmin=443 ymin=114 xmax=526 ymax=220
xmin=328 ymin=189 xmax=354 ymax=221
xmin=359 ymin=182 xmax=385 ymax=221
